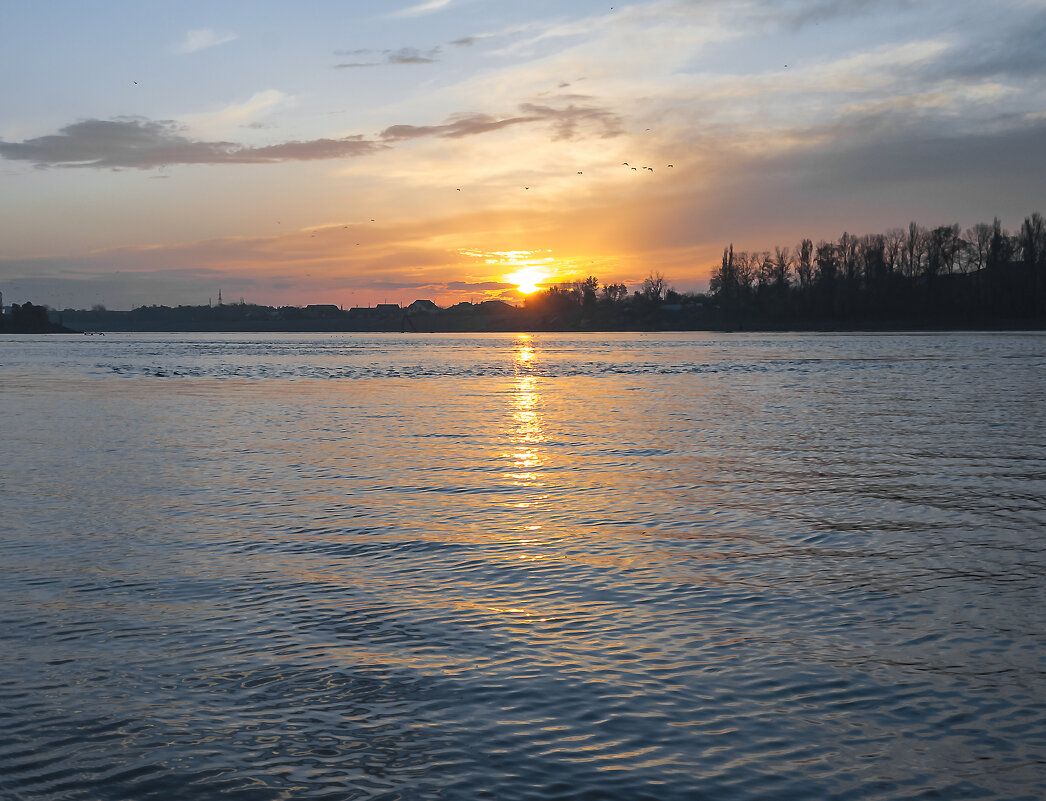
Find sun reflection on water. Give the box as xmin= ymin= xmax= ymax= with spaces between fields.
xmin=502 ymin=335 xmax=550 ymax=551
xmin=505 ymin=335 xmax=546 ymax=481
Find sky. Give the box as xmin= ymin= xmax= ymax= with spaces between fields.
xmin=1 ymin=0 xmax=1044 ymax=310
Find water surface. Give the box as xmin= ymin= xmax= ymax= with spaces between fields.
xmin=2 ymin=332 xmax=1044 ymax=799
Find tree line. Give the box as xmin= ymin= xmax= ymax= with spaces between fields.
xmin=707 ymin=213 xmax=1046 ymax=325
xmin=522 ymin=212 xmax=1045 ymax=328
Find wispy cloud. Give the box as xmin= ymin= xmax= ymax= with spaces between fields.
xmin=173 ymin=28 xmax=237 ymax=54
xmin=390 ymin=46 xmax=441 ymax=64
xmin=392 ymin=0 xmax=455 ymax=19
xmin=180 ymin=90 xmax=290 ymax=137
xmin=0 ymin=118 xmax=384 ymax=169
xmin=380 ymin=112 xmax=541 ymax=140
xmin=334 ymin=47 xmax=441 ymax=68
xmin=758 ymin=0 xmax=917 ymax=30
xmin=921 ymin=8 xmax=1046 ymax=81
xmin=380 ymin=102 xmax=623 ymax=142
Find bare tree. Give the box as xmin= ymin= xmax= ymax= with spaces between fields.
xmin=814 ymin=241 xmax=837 ymax=286
xmin=962 ymin=223 xmax=993 ymax=274
xmin=794 ymin=239 xmax=813 ymax=290
xmin=1019 ymin=212 xmax=1046 ymax=267
xmin=838 ymin=232 xmax=860 ymax=284
xmin=884 ymin=228 xmax=905 ymax=276
xmin=734 ymin=252 xmax=755 ymax=294
xmin=772 ymin=246 xmax=792 ymax=292
xmin=902 ymin=221 xmax=925 ymax=278
xmin=641 ymin=271 xmax=667 ymax=302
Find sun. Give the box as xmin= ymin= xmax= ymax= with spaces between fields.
xmin=505 ymin=267 xmax=545 ymax=295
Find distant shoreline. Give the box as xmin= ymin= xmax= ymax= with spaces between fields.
xmin=0 ymin=320 xmax=81 ymax=335
xmin=11 ymin=318 xmax=1043 ymax=335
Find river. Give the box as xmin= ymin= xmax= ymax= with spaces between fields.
xmin=1 ymin=331 xmax=1044 ymax=799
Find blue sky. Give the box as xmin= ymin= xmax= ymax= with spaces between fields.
xmin=1 ymin=0 xmax=1043 ymax=309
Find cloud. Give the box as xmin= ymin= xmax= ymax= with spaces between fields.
xmin=786 ymin=115 xmax=1046 ymax=195
xmin=380 ymin=102 xmax=622 ymax=142
xmin=766 ymin=0 xmax=917 ymax=29
xmin=173 ymin=28 xmax=237 ymax=54
xmin=180 ymin=89 xmax=290 ymax=137
xmin=392 ymin=0 xmax=455 ymax=18
xmin=921 ymin=9 xmax=1046 ymax=81
xmin=445 ymin=280 xmax=515 ymax=290
xmin=518 ymin=102 xmax=624 ymax=140
xmin=380 ymin=112 xmax=541 ymax=140
xmin=389 ymin=46 xmax=441 ymax=64
xmin=0 ymin=118 xmax=385 ymax=169
xmin=334 ymin=47 xmax=441 ymax=68
xmin=0 ymin=96 xmax=621 ymax=171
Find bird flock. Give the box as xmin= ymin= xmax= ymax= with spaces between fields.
xmin=502 ymin=157 xmax=673 ymax=195
xmin=510 ymin=159 xmax=674 ymax=190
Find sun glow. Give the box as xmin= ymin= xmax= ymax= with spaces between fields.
xmin=505 ymin=267 xmax=545 ymax=294
xmin=459 ymin=249 xmax=558 ymax=296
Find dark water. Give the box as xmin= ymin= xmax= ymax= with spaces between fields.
xmin=1 ymin=332 xmax=1044 ymax=800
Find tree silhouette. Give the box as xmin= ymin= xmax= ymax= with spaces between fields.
xmin=706 ymin=212 xmax=1043 ymax=327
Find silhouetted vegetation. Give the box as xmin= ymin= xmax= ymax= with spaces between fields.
xmin=523 ymin=214 xmax=1044 ymax=330
xmin=707 ymin=213 xmax=1045 ymax=328
xmin=520 ymin=272 xmax=707 ymax=330
xmin=0 ymin=301 xmax=79 ymax=333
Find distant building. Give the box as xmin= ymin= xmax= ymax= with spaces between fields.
xmin=407 ymin=299 xmax=439 ymax=314
xmin=476 ymin=300 xmax=515 ymax=313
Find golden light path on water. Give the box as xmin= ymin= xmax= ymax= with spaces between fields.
xmin=488 ymin=335 xmax=553 ymax=622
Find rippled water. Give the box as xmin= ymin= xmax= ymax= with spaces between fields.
xmin=2 ymin=332 xmax=1044 ymax=800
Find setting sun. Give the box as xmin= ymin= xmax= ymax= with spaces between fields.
xmin=506 ymin=267 xmax=545 ymax=295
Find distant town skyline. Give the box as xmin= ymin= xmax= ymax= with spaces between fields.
xmin=2 ymin=0 xmax=1044 ymax=310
